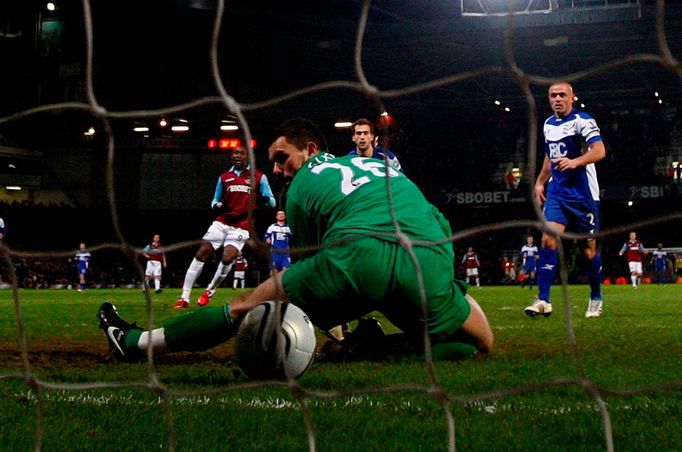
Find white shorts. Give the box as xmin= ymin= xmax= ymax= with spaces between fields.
xmin=466 ymin=268 xmax=479 ymax=277
xmin=202 ymin=221 xmax=249 ymax=251
xmin=145 ymin=260 xmax=162 ymax=278
xmin=628 ymin=261 xmax=643 ymax=275
xmin=233 ymin=271 xmax=245 ymax=279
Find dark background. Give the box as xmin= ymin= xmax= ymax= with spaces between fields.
xmin=0 ymin=0 xmax=680 ymax=286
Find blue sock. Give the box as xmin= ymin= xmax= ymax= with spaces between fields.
xmin=586 ymin=254 xmax=603 ymax=300
xmin=537 ymin=248 xmax=557 ymax=302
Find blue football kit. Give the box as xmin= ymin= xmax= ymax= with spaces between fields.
xmin=536 ymin=108 xmax=604 ymax=305
xmin=264 ymin=223 xmax=292 ymax=270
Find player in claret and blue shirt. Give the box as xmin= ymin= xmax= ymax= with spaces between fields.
xmin=264 ymin=210 xmax=293 ymax=271
xmin=461 ymin=247 xmax=481 ymax=288
xmin=524 ymin=82 xmax=607 ymax=319
xmin=143 ymin=234 xmax=167 ymax=293
xmin=175 ymin=145 xmax=276 ymax=309
xmin=619 ymin=231 xmax=647 ymax=289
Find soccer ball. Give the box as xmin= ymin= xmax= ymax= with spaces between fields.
xmin=236 ymin=301 xmax=316 ymax=380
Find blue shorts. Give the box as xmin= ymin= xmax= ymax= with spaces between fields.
xmin=271 ymin=249 xmax=291 ymax=271
xmin=543 ymin=197 xmax=600 ymax=235
xmin=523 ymin=260 xmax=536 ymax=274
xmin=78 ymin=263 xmax=88 ymax=275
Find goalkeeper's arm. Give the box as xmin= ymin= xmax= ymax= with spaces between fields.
xmin=228 ymin=269 xmax=289 ymax=319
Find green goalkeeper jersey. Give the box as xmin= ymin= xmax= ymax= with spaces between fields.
xmin=286 ymin=153 xmax=451 ymax=250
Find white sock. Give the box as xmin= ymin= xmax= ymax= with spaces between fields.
xmin=137 ymin=328 xmax=169 ymax=354
xmin=240 ymin=280 xmax=245 ymax=289
xmin=631 ymin=275 xmax=637 ymax=287
xmin=233 ymin=279 xmax=238 ymax=289
xmin=154 ymin=279 xmax=161 ymax=290
xmin=206 ymin=262 xmax=233 ymax=292
xmin=181 ymin=258 xmax=205 ymax=299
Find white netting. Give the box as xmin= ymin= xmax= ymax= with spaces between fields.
xmin=0 ymin=1 xmax=681 ymax=451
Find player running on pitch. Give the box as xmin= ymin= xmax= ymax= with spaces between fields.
xmin=75 ymin=242 xmax=91 ymax=292
xmin=263 ymin=210 xmax=293 ymax=271
xmin=520 ymin=235 xmax=539 ymax=289
xmin=651 ymin=243 xmax=668 ymax=285
xmin=618 ymin=231 xmax=647 ymax=289
xmin=461 ymin=246 xmax=481 ymax=288
xmin=524 ymin=82 xmax=606 ymax=318
xmin=174 ymin=145 xmax=275 ymax=308
xmin=142 ymin=234 xmax=167 ymax=293
xmin=98 ymin=118 xmax=493 ymax=363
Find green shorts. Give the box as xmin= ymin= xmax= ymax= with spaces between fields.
xmin=281 ymin=236 xmax=471 ymax=341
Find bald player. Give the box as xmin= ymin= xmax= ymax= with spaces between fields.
xmin=524 ymin=82 xmax=607 ymax=319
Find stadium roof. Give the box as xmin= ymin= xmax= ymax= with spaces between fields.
xmin=0 ymin=0 xmax=681 ymax=148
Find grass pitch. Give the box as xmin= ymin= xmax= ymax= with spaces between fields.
xmin=0 ymin=284 xmax=680 ymax=451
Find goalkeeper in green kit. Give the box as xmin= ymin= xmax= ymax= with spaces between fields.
xmin=98 ymin=118 xmax=493 ymax=362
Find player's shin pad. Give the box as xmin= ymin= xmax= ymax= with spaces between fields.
xmin=163 ymin=306 xmax=236 ymax=352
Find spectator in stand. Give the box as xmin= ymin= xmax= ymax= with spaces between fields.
xmin=501 ymin=256 xmax=516 ymax=283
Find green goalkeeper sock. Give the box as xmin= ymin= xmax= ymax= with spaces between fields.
xmin=411 ymin=341 xmax=478 ymax=361
xmin=125 ymin=329 xmax=143 ymax=351
xmin=163 ymin=305 xmax=237 ymax=352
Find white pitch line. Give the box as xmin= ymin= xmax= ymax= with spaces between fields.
xmin=12 ymin=391 xmax=659 ymax=415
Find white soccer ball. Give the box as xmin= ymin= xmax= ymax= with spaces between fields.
xmin=236 ymin=301 xmax=316 ymax=380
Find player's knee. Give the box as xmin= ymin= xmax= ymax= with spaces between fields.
xmin=461 ymin=294 xmax=494 ymax=354
xmin=479 ymin=331 xmax=494 ymax=354
xmin=541 ymin=235 xmax=557 ymax=250
xmin=195 ymin=244 xmax=213 ymax=261
xmin=222 ymin=245 xmax=239 ymax=262
xmin=581 ymin=242 xmax=597 ymax=261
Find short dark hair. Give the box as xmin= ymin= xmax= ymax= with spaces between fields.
xmin=352 ymin=118 xmax=374 ymax=134
xmin=275 ymin=118 xmax=327 ymax=152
